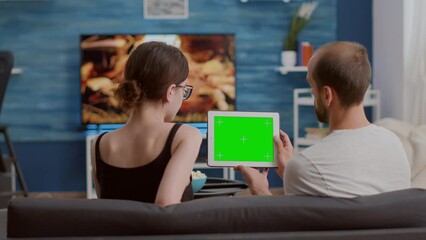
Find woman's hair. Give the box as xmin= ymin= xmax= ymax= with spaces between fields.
xmin=114 ymin=41 xmax=189 ymax=110
xmin=312 ymin=41 xmax=371 ymax=108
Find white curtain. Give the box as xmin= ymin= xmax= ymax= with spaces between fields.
xmin=403 ymin=0 xmax=426 ymax=125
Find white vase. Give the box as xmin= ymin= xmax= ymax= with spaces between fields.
xmin=281 ymin=50 xmax=297 ymax=67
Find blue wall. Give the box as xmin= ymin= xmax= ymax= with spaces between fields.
xmin=0 ymin=0 xmax=371 ymax=192
xmin=337 ymin=0 xmax=372 ymax=63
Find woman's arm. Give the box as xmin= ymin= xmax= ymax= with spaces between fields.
xmin=155 ymin=125 xmax=202 ymax=207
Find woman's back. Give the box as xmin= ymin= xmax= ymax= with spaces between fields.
xmin=94 ymin=123 xmax=193 ymax=203
xmin=100 ymin=122 xmax=178 ymax=168
xmin=91 ymin=41 xmax=202 ymax=207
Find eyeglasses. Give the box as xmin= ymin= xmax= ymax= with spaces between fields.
xmin=176 ymin=85 xmax=193 ymax=100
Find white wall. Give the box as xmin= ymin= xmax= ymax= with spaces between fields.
xmin=373 ymin=0 xmax=405 ymax=121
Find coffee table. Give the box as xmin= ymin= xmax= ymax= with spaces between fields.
xmin=194 ymin=177 xmax=248 ymax=199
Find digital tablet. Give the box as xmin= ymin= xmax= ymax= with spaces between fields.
xmin=207 ymin=111 xmax=279 ymax=167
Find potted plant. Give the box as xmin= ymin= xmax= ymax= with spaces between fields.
xmin=282 ymin=1 xmax=318 ymax=67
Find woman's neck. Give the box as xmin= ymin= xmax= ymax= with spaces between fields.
xmin=126 ymin=101 xmax=165 ymax=126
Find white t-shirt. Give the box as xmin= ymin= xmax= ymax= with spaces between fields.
xmin=284 ymin=124 xmax=411 ymax=197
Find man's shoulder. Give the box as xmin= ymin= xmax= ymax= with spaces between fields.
xmin=300 ymin=133 xmax=342 ymax=156
xmin=369 ymin=124 xmax=404 ymax=145
xmin=299 ymin=125 xmax=381 ymax=158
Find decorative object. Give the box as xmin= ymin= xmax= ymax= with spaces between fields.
xmin=281 ymin=50 xmax=297 ymax=67
xmin=284 ymin=1 xmax=318 ymax=51
xmin=144 ymin=0 xmax=188 ymax=19
xmin=191 ymin=170 xmax=207 ymax=193
xmin=191 ymin=177 xmax=207 ymax=193
xmin=282 ymin=1 xmax=318 ymax=66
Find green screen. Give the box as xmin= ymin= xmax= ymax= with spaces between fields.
xmin=214 ymin=116 xmax=274 ymax=162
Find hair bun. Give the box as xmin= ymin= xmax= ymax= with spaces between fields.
xmin=113 ymin=80 xmax=140 ymax=110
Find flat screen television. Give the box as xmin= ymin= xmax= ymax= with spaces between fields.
xmin=80 ymin=34 xmax=236 ymax=127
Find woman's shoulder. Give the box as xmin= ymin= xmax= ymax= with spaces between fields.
xmin=90 ymin=128 xmax=130 ymax=153
xmin=174 ymin=123 xmax=202 ymax=141
xmin=90 ymin=131 xmax=109 ymax=146
xmin=176 ymin=123 xmax=202 ymax=136
xmin=169 ymin=123 xmax=202 ymax=156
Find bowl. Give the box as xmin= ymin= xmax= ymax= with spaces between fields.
xmin=192 ymin=177 xmax=207 ymax=193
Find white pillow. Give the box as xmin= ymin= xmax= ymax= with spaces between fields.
xmin=409 ymin=125 xmax=426 ymax=178
xmin=375 ymin=118 xmax=414 ymax=167
xmin=375 ymin=118 xmax=415 ymax=139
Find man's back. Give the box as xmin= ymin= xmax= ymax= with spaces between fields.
xmin=284 ymin=124 xmax=411 ymax=197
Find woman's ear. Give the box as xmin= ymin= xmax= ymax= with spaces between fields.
xmin=164 ymin=84 xmax=176 ymax=103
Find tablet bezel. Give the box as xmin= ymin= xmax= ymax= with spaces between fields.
xmin=207 ymin=111 xmax=279 ymax=167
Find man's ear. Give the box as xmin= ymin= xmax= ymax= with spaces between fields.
xmin=323 ymin=86 xmax=333 ymax=106
xmin=164 ymin=84 xmax=176 ymax=103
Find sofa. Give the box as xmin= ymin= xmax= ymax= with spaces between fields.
xmin=375 ymin=118 xmax=426 ymax=188
xmin=2 ymin=188 xmax=426 ymax=239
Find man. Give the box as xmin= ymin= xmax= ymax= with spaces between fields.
xmin=236 ymin=41 xmax=411 ymax=197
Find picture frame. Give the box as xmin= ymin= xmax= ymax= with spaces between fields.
xmin=143 ymin=0 xmax=189 ymax=19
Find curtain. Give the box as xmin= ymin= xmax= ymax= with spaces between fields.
xmin=403 ymin=0 xmax=426 ymax=125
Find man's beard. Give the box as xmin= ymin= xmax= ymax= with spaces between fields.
xmin=314 ymin=98 xmax=328 ymax=124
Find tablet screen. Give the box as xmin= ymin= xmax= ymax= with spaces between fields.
xmin=207 ymin=111 xmax=279 ymax=167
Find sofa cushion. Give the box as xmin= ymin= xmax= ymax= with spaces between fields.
xmin=411 ymin=125 xmax=426 ymax=186
xmin=375 ymin=118 xmax=415 ymax=167
xmin=410 ymin=126 xmax=426 ymax=174
xmin=7 ymin=188 xmax=426 ymax=238
xmin=375 ymin=118 xmax=426 ymax=188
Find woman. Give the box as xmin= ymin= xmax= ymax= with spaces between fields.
xmin=91 ymin=41 xmax=202 ymax=207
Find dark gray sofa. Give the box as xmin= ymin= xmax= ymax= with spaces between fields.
xmin=3 ymin=188 xmax=426 ymax=239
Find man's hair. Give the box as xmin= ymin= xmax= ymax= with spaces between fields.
xmin=312 ymin=41 xmax=371 ymax=107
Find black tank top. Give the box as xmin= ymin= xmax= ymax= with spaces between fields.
xmin=95 ymin=123 xmax=194 ymax=203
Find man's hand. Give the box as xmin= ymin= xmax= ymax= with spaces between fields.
xmin=234 ymin=165 xmax=272 ymax=196
xmin=274 ymin=130 xmax=294 ymax=179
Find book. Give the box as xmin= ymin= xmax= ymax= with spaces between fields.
xmin=301 ymin=42 xmax=314 ymax=66
xmin=297 ymin=39 xmax=303 ymax=66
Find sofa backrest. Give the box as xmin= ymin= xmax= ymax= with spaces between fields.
xmin=7 ymin=188 xmax=426 ymax=238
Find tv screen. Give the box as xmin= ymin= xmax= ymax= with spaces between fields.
xmin=80 ymin=34 xmax=236 ymax=126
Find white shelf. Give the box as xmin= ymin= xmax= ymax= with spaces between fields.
xmin=11 ymin=68 xmax=23 ymax=75
xmin=86 ymin=135 xmax=97 ymax=199
xmin=240 ymin=0 xmax=294 ymax=3
xmin=293 ymin=88 xmax=381 ymax=153
xmin=297 ymin=97 xmax=314 ymax=105
xmin=295 ymin=90 xmax=380 ymax=107
xmin=363 ymin=90 xmax=381 ymax=106
xmin=277 ymin=66 xmax=307 ymax=75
